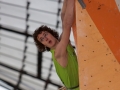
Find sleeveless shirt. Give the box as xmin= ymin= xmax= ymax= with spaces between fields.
xmin=50 ymin=44 xmax=79 ymax=90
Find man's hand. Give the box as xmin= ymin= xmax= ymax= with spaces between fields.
xmin=59 ymin=86 xmax=67 ymax=90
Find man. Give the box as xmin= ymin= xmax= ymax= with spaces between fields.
xmin=33 ymin=0 xmax=79 ymax=90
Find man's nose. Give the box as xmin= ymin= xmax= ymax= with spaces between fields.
xmin=45 ymin=37 xmax=48 ymax=41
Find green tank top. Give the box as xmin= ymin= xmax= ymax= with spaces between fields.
xmin=50 ymin=44 xmax=79 ymax=90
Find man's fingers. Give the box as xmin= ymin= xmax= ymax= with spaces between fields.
xmin=59 ymin=86 xmax=67 ymax=90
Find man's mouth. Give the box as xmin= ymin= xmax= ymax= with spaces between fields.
xmin=49 ymin=40 xmax=51 ymax=44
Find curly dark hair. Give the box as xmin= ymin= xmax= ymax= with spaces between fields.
xmin=33 ymin=25 xmax=59 ymax=52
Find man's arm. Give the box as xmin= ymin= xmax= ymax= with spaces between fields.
xmin=55 ymin=0 xmax=75 ymax=57
xmin=59 ymin=0 xmax=67 ymax=41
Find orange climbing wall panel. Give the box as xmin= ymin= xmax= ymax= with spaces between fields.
xmin=72 ymin=0 xmax=120 ymax=90
xmin=84 ymin=0 xmax=120 ymax=62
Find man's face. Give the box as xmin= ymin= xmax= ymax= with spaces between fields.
xmin=37 ymin=31 xmax=57 ymax=48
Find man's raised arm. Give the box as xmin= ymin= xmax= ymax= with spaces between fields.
xmin=56 ymin=0 xmax=75 ymax=56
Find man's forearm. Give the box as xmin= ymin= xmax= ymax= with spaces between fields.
xmin=62 ymin=0 xmax=75 ymax=31
xmin=61 ymin=0 xmax=67 ymax=22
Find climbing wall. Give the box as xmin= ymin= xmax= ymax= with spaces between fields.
xmin=72 ymin=0 xmax=120 ymax=90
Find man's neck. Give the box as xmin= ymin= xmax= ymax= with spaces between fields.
xmin=51 ymin=40 xmax=59 ymax=50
